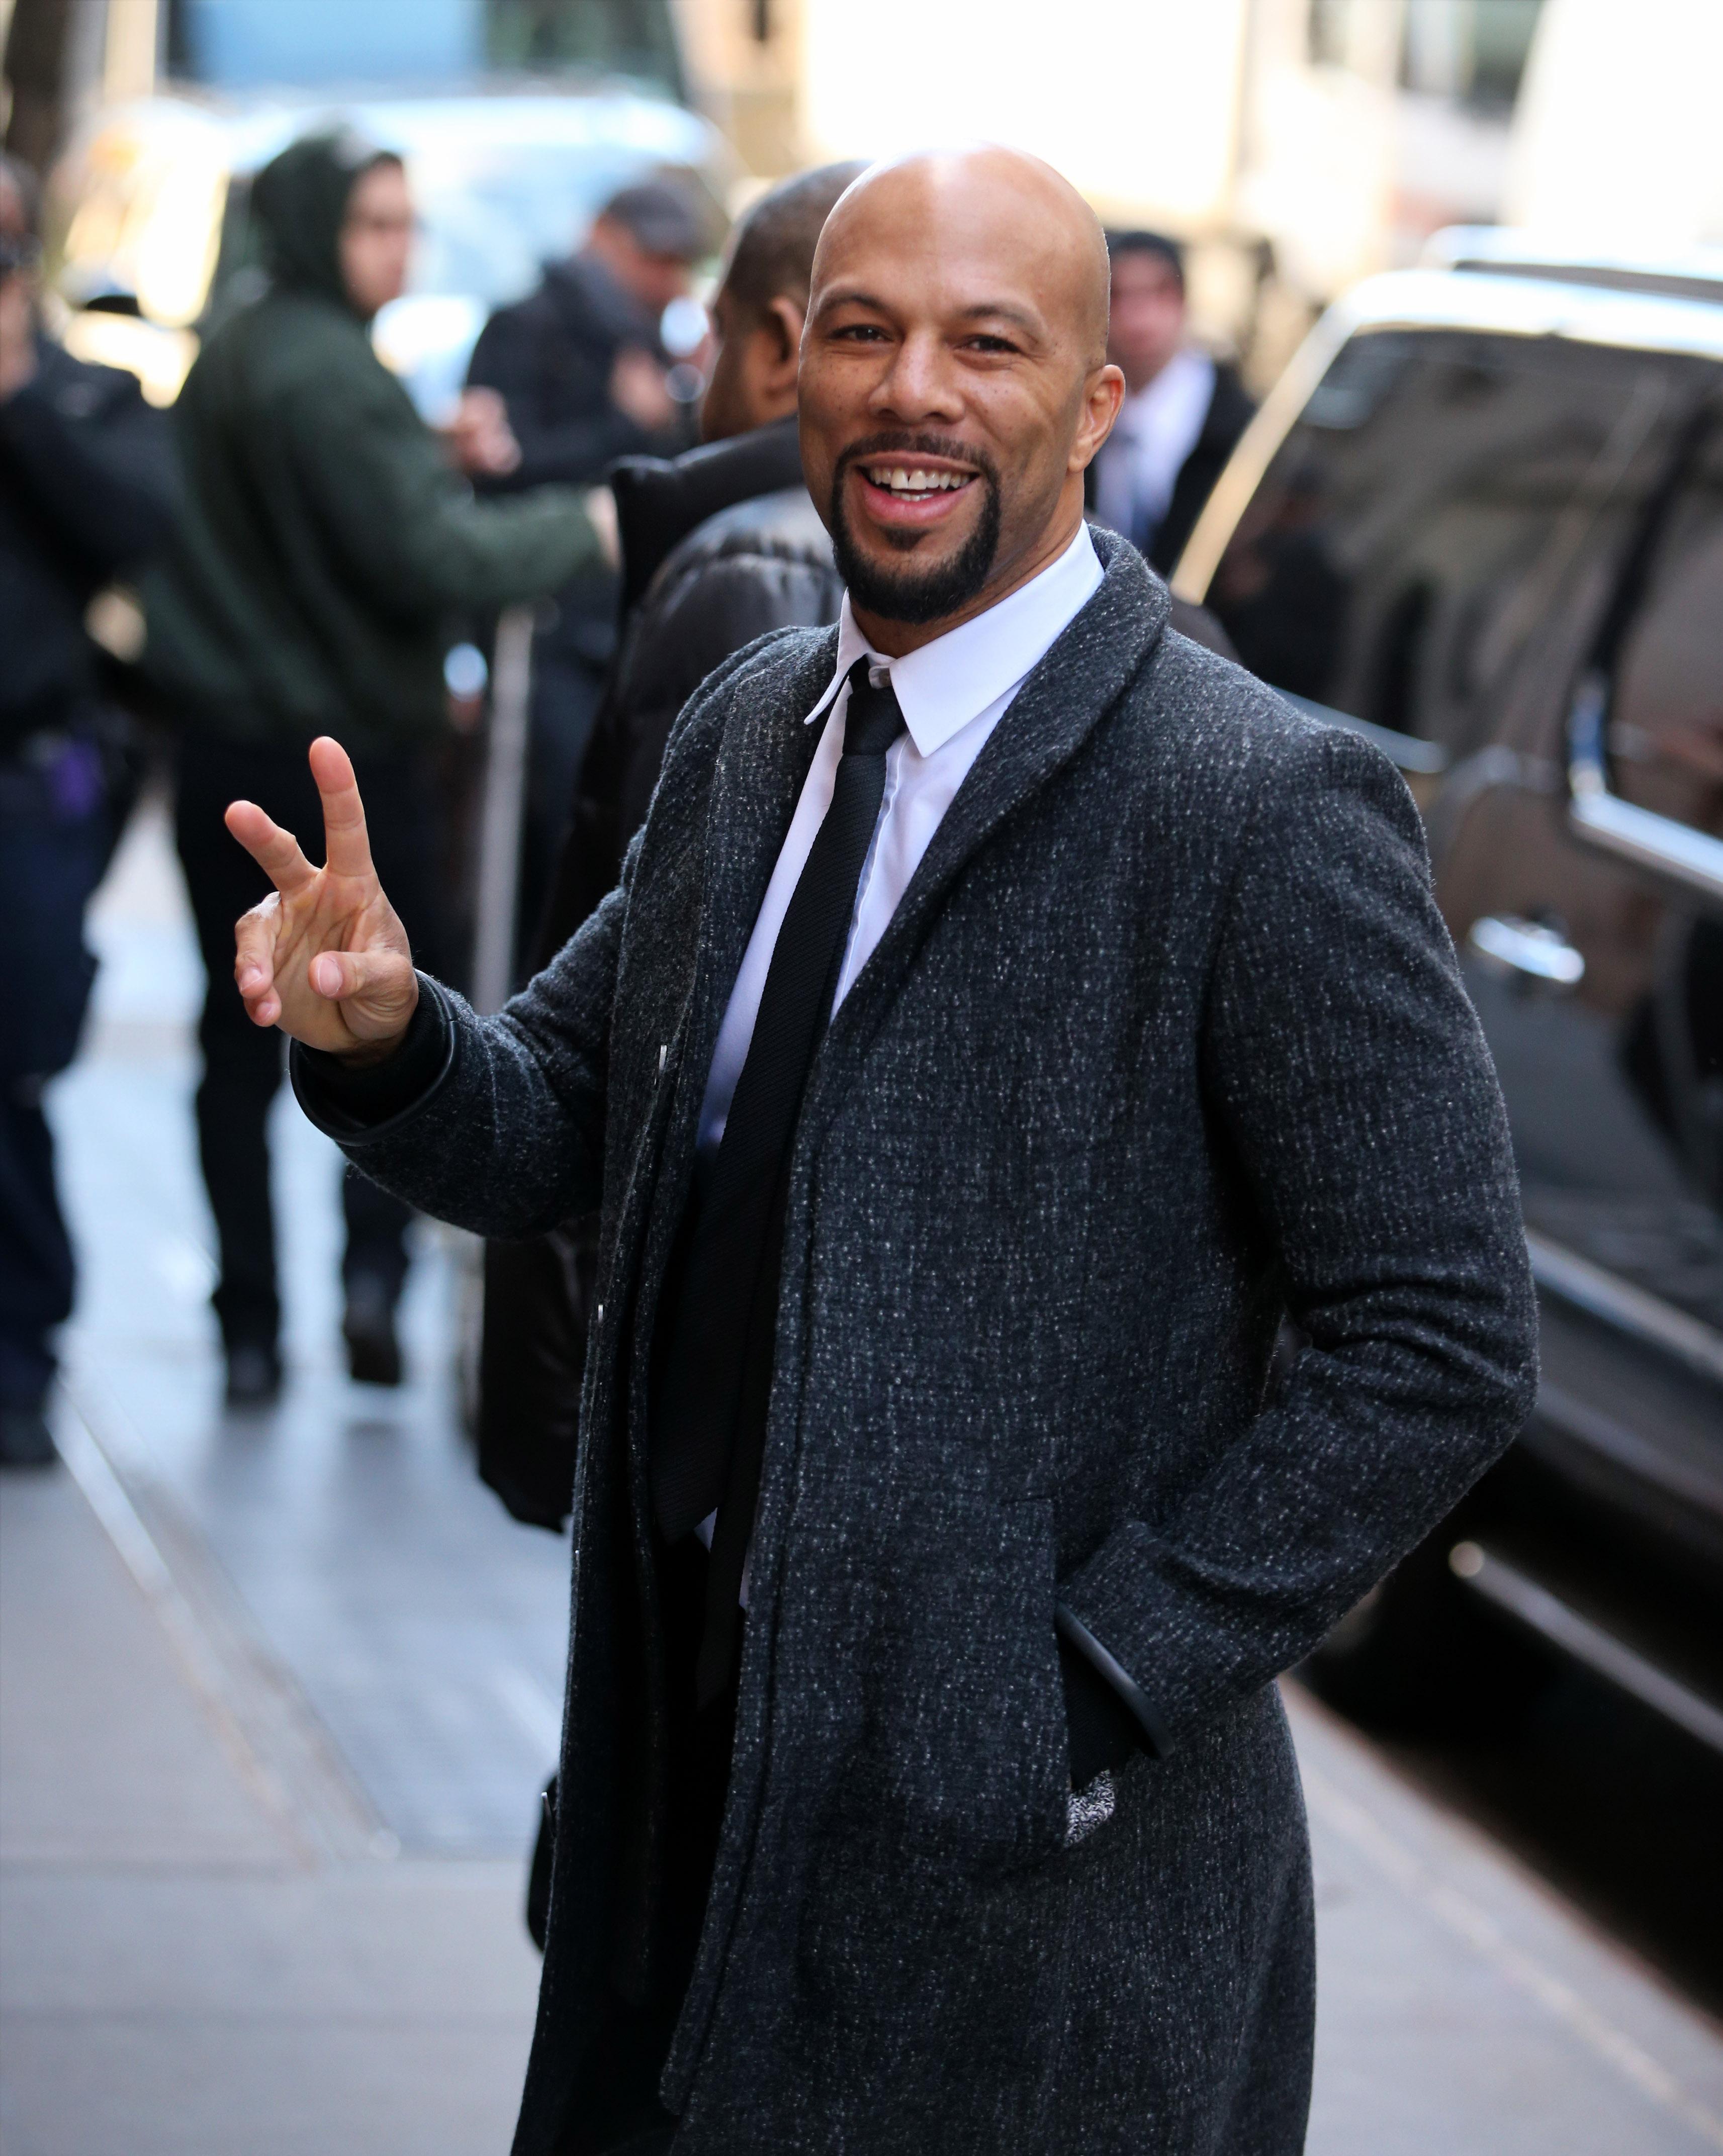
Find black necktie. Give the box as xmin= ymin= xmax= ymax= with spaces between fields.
xmin=653 ymin=657 xmax=906 ymax=1702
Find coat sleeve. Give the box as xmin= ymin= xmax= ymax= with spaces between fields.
xmin=291 ymin=866 xmax=627 ymax=1238
xmin=278 ymin=362 xmax=603 ymax=612
xmin=1056 ymin=724 xmax=1537 ymax=1752
xmin=287 ymin=638 xmax=772 ymax=1234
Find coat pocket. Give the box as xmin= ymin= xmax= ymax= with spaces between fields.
xmin=805 ymin=1484 xmax=1071 ymax=1879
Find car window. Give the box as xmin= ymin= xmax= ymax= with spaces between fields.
xmin=1204 ymin=329 xmax=1715 ymax=762
xmin=1609 ymin=420 xmax=1723 ymax=842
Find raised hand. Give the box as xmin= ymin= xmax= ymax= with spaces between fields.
xmin=225 ymin=737 xmax=419 ymax=1061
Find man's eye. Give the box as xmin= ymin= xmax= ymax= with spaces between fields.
xmin=966 ymin=335 xmax=1018 ymax=355
xmin=833 ymin=323 xmax=888 ymax=342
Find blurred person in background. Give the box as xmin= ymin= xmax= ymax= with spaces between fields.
xmin=0 ymin=153 xmax=177 ymax=1468
xmin=465 ymin=177 xmax=707 ymax=963
xmin=142 ymin=128 xmax=602 ymax=1406
xmin=1088 ymin=228 xmax=1253 ymax=575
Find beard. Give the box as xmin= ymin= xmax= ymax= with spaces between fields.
xmin=829 ymin=433 xmax=1004 ymax=626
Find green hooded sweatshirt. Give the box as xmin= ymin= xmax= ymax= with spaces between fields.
xmin=144 ymin=130 xmax=601 ymax=752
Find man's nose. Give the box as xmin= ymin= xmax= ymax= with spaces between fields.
xmin=867 ymin=330 xmax=963 ymax=425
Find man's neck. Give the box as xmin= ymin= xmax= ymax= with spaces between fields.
xmin=851 ymin=500 xmax=1087 ymax=660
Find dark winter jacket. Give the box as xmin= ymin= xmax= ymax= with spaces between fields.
xmin=0 ymin=337 xmax=176 ymax=751
xmin=469 ymin=252 xmax=675 ymax=494
xmin=295 ymin=528 xmax=1537 ymax=2152
xmin=143 ymin=132 xmax=600 ymax=751
xmin=467 ymin=251 xmax=685 ymax=669
xmin=479 ymin=416 xmax=840 ymax=1536
xmin=547 ymin=416 xmax=841 ymax=955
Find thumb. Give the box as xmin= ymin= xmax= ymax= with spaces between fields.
xmin=308 ymin=949 xmax=414 ymax=1007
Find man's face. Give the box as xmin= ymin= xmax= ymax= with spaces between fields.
xmin=339 ymin=161 xmax=413 ymax=319
xmin=799 ymin=157 xmax=1120 ymax=639
xmin=587 ymin=216 xmax=692 ymax=317
xmin=1107 ymin=249 xmax=1186 ymax=391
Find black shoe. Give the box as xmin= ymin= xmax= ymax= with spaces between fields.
xmin=343 ymin=1276 xmax=402 ymax=1387
xmin=224 ymin=1341 xmax=282 ymax=1408
xmin=0 ymin=1404 xmax=57 ymax=1468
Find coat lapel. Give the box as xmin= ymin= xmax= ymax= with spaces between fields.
xmin=820 ymin=532 xmax=1170 ymax=1076
xmin=678 ymin=629 xmax=838 ymax=1120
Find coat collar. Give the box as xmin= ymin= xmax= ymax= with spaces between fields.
xmin=679 ymin=528 xmax=1168 ymax=1152
xmin=820 ymin=525 xmax=1169 ymax=1057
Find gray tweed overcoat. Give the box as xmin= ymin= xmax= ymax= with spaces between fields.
xmin=299 ymin=531 xmax=1536 ymax=2153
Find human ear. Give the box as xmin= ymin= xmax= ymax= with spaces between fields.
xmin=766 ymin=296 xmax=805 ymax=376
xmin=1069 ymin=362 xmax=1126 ymax=474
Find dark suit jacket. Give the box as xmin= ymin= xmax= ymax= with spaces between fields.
xmin=296 ymin=531 xmax=1535 ymax=2153
xmin=1086 ymin=356 xmax=1255 ymax=576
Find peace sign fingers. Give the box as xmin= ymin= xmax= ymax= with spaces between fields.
xmin=308 ymin=735 xmax=378 ymax=883
xmin=224 ymin=797 xmax=319 ymax=898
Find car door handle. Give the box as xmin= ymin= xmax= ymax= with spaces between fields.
xmin=1466 ymin=914 xmax=1586 ymax=990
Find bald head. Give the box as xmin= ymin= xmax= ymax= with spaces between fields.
xmin=818 ymin=148 xmax=1112 ymax=367
xmin=798 ymin=145 xmax=1123 ymax=651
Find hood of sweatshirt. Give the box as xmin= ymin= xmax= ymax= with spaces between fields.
xmin=251 ymin=128 xmax=397 ymax=316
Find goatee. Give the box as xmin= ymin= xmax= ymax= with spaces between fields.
xmin=829 ymin=435 xmax=1003 ymax=626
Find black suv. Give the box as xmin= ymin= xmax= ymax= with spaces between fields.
xmin=1173 ymin=231 xmax=1723 ymax=1751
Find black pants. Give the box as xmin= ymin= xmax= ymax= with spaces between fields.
xmin=556 ymin=1537 xmax=739 ymax=2156
xmin=174 ymin=737 xmax=446 ymax=1351
xmin=519 ymin=643 xmax=605 ymax=982
xmin=0 ymin=742 xmax=108 ymax=1409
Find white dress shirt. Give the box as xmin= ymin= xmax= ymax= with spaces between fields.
xmin=688 ymin=519 xmax=1103 ymax=1572
xmin=696 ymin=519 xmax=1104 ymax=1157
xmin=1091 ymin=345 xmax=1215 ymax=552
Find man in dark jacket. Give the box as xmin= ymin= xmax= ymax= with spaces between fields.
xmin=1087 ymin=228 xmax=1254 ymax=575
xmin=0 ymin=155 xmax=177 ymax=1466
xmin=478 ymin=161 xmax=858 ymax=1544
xmin=144 ymin=129 xmax=601 ymax=1403
xmin=228 ymin=150 xmax=1536 ymax=2153
xmin=466 ymin=178 xmax=707 ymax=958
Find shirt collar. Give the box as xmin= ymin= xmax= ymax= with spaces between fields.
xmin=804 ymin=521 xmax=1105 ymax=758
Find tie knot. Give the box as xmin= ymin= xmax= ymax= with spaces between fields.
xmin=842 ymin=658 xmax=906 ymax=760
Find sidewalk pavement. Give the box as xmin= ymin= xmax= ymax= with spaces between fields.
xmin=2 ymin=794 xmax=1719 ymax=2154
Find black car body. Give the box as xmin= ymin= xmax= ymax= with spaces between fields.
xmin=1173 ymin=233 xmax=1723 ymax=1751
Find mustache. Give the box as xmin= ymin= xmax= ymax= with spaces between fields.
xmin=834 ymin=432 xmax=1001 ymax=487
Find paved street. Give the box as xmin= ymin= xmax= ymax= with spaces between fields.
xmin=3 ymin=795 xmax=1720 ymax=2154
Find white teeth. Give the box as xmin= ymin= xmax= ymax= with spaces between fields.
xmin=869 ymin=465 xmax=969 ymax=494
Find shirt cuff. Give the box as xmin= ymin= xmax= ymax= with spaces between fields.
xmin=289 ymin=976 xmax=454 ymax=1142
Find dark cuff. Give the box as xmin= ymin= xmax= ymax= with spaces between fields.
xmin=1055 ymin=1602 xmax=1170 ymax=1788
xmin=289 ymin=976 xmax=453 ymax=1141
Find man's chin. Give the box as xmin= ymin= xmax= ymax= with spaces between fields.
xmin=834 ymin=492 xmax=1003 ymax=628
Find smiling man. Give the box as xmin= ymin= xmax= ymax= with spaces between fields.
xmin=225 ymin=148 xmax=1535 ymax=2154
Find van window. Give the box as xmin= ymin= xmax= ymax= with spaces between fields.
xmin=1204 ymin=329 xmax=1715 ymax=761
xmin=1609 ymin=420 xmax=1723 ymax=842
